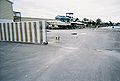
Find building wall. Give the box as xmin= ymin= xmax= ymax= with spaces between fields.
xmin=21 ymin=17 xmax=55 ymax=22
xmin=0 ymin=0 xmax=13 ymax=21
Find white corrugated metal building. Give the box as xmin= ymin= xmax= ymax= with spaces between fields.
xmin=0 ymin=0 xmax=14 ymax=22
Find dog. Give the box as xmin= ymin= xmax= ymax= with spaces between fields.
xmin=56 ymin=36 xmax=60 ymax=40
xmin=55 ymin=36 xmax=60 ymax=42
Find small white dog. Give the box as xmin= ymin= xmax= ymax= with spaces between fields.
xmin=56 ymin=36 xmax=60 ymax=40
xmin=55 ymin=36 xmax=60 ymax=42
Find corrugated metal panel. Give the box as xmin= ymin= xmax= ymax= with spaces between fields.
xmin=0 ymin=21 xmax=48 ymax=44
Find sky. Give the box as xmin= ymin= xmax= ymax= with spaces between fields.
xmin=13 ymin=0 xmax=120 ymax=22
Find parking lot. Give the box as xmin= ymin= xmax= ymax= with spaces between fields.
xmin=0 ymin=28 xmax=120 ymax=81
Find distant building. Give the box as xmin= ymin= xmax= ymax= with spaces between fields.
xmin=20 ymin=17 xmax=55 ymax=22
xmin=0 ymin=0 xmax=14 ymax=22
xmin=13 ymin=11 xmax=21 ymax=22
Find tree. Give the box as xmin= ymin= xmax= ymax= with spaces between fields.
xmin=91 ymin=21 xmax=96 ymax=27
xmin=109 ymin=21 xmax=113 ymax=26
xmin=96 ymin=18 xmax=102 ymax=25
xmin=96 ymin=18 xmax=102 ymax=27
xmin=83 ymin=18 xmax=89 ymax=22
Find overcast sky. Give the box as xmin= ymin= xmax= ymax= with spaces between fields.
xmin=13 ymin=0 xmax=120 ymax=22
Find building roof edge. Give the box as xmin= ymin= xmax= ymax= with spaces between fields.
xmin=6 ymin=0 xmax=13 ymax=4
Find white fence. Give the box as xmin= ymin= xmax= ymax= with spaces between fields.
xmin=0 ymin=21 xmax=48 ymax=44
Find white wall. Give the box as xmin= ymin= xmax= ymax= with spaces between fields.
xmin=0 ymin=19 xmax=13 ymax=23
xmin=0 ymin=0 xmax=14 ymax=20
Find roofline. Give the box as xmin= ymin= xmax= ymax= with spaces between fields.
xmin=6 ymin=0 xmax=13 ymax=4
xmin=21 ymin=17 xmax=55 ymax=20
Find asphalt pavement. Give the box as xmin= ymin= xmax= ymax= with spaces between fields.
xmin=0 ymin=28 xmax=120 ymax=81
